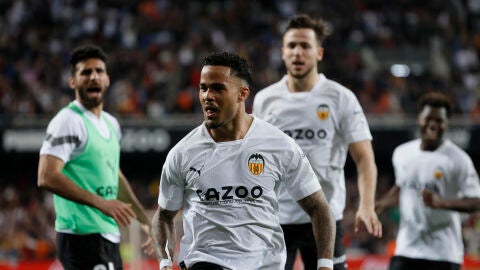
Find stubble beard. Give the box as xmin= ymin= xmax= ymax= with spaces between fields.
xmin=77 ymin=88 xmax=104 ymax=109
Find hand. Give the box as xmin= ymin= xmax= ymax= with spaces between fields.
xmin=97 ymin=199 xmax=136 ymax=227
xmin=422 ymin=189 xmax=444 ymax=209
xmin=140 ymin=223 xmax=155 ymax=256
xmin=355 ymin=207 xmax=382 ymax=238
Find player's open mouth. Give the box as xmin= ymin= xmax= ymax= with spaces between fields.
xmin=87 ymin=87 xmax=101 ymax=96
xmin=205 ymin=105 xmax=218 ymax=118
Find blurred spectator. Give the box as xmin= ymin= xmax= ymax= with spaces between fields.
xmin=0 ymin=0 xmax=479 ymax=120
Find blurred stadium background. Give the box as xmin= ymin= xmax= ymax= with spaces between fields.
xmin=1 ymin=0 xmax=480 ymax=269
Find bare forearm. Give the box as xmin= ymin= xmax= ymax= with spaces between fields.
xmin=433 ymin=197 xmax=480 ymax=213
xmin=298 ymin=191 xmax=335 ymax=259
xmin=152 ymin=208 xmax=177 ymax=260
xmin=118 ymin=171 xmax=150 ymax=225
xmin=356 ymin=159 xmax=377 ymax=210
xmin=38 ymin=169 xmax=100 ymax=207
xmin=311 ymin=201 xmax=335 ymax=259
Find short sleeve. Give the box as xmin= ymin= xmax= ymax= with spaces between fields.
xmin=456 ymin=154 xmax=480 ymax=198
xmin=283 ymin=142 xmax=321 ymax=201
xmin=158 ymin=150 xmax=185 ymax=211
xmin=339 ymin=92 xmax=372 ymax=145
xmin=39 ymin=110 xmax=86 ymax=163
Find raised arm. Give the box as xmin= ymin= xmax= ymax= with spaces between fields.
xmin=38 ymin=154 xmax=135 ymax=227
xmin=349 ymin=139 xmax=382 ymax=237
xmin=297 ymin=190 xmax=335 ymax=270
xmin=152 ymin=206 xmax=179 ymax=270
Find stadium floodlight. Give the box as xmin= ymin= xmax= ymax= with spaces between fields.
xmin=390 ymin=64 xmax=410 ymax=77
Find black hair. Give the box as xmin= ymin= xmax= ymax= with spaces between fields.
xmin=69 ymin=44 xmax=108 ymax=75
xmin=283 ymin=14 xmax=328 ymax=45
xmin=417 ymin=92 xmax=454 ymax=118
xmin=202 ymin=51 xmax=252 ymax=86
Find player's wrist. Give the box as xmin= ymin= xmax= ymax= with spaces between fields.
xmin=159 ymin=258 xmax=173 ymax=269
xmin=317 ymin=258 xmax=333 ymax=269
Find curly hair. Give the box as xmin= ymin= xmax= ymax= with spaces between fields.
xmin=202 ymin=51 xmax=252 ymax=86
xmin=70 ymin=44 xmax=108 ymax=75
xmin=417 ymin=92 xmax=454 ymax=117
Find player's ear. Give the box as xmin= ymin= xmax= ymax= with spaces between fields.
xmin=317 ymin=47 xmax=324 ymax=61
xmin=238 ymin=86 xmax=250 ymax=102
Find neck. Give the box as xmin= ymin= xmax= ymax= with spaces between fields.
xmin=287 ymin=72 xmax=319 ymax=92
xmin=208 ymin=113 xmax=253 ymax=142
xmin=421 ymin=139 xmax=443 ymax=151
xmin=77 ymin=99 xmax=103 ymax=118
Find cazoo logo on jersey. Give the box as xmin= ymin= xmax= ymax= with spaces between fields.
xmin=248 ymin=153 xmax=265 ymax=175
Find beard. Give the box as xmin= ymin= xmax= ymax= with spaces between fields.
xmin=77 ymin=87 xmax=104 ymax=109
xmin=288 ymin=65 xmax=314 ymax=79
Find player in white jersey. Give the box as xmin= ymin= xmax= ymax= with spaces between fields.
xmin=151 ymin=52 xmax=335 ymax=270
xmin=253 ymin=14 xmax=382 ymax=270
xmin=376 ymin=92 xmax=480 ymax=270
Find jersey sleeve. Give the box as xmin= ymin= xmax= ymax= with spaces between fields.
xmin=39 ymin=110 xmax=86 ymax=163
xmin=339 ymin=91 xmax=372 ymax=145
xmin=158 ymin=149 xmax=185 ymax=211
xmin=283 ymin=142 xmax=321 ymax=201
xmin=456 ymin=153 xmax=480 ymax=198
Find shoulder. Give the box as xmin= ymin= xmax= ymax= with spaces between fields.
xmin=102 ymin=111 xmax=121 ymax=133
xmin=251 ymin=117 xmax=297 ymax=146
xmin=442 ymin=140 xmax=472 ymax=162
xmin=168 ymin=125 xmax=207 ymax=154
xmin=47 ymin=107 xmax=84 ymax=133
xmin=393 ymin=139 xmax=419 ymax=159
xmin=321 ymin=75 xmax=358 ymax=102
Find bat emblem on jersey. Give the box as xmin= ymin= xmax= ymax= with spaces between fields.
xmin=317 ymin=104 xmax=329 ymax=120
xmin=248 ymin=153 xmax=265 ymax=175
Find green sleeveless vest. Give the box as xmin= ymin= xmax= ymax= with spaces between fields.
xmin=54 ymin=102 xmax=120 ymax=234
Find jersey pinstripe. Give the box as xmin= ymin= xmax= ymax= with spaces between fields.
xmin=253 ymin=74 xmax=372 ymax=222
xmin=393 ymin=139 xmax=480 ymax=264
xmin=157 ymin=117 xmax=321 ymax=270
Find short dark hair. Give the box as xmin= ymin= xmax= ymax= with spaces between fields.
xmin=283 ymin=14 xmax=328 ymax=45
xmin=202 ymin=52 xmax=252 ymax=86
xmin=418 ymin=92 xmax=454 ymax=118
xmin=70 ymin=44 xmax=108 ymax=75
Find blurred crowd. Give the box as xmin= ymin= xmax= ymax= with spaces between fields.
xmin=2 ymin=0 xmax=480 ymax=264
xmin=1 ymin=0 xmax=480 ymax=120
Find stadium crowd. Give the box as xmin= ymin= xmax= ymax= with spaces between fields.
xmin=1 ymin=0 xmax=480 ymax=119
xmin=1 ymin=0 xmax=480 ymax=265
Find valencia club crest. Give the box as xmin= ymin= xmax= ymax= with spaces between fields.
xmin=248 ymin=153 xmax=265 ymax=175
xmin=317 ymin=104 xmax=329 ymax=120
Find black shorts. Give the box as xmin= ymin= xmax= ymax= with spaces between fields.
xmin=282 ymin=220 xmax=346 ymax=270
xmin=56 ymin=232 xmax=123 ymax=270
xmin=184 ymin=261 xmax=224 ymax=270
xmin=389 ymin=255 xmax=460 ymax=270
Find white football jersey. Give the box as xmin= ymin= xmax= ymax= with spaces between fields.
xmin=393 ymin=139 xmax=480 ymax=264
xmin=158 ymin=117 xmax=321 ymax=270
xmin=253 ymin=74 xmax=372 ymax=222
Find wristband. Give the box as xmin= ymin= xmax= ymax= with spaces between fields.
xmin=317 ymin=258 xmax=333 ymax=269
xmin=159 ymin=259 xmax=173 ymax=269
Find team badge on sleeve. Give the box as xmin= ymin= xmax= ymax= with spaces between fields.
xmin=248 ymin=153 xmax=265 ymax=175
xmin=317 ymin=104 xmax=330 ymax=120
